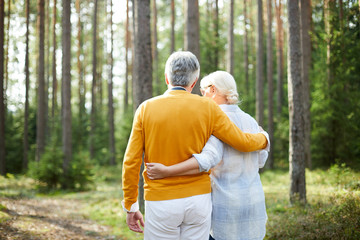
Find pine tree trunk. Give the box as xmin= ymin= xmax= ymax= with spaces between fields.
xmin=23 ymin=0 xmax=30 ymax=170
xmin=36 ymin=0 xmax=46 ymax=162
xmin=213 ymin=0 xmax=219 ymax=69
xmin=0 ymin=0 xmax=6 ymax=176
xmin=62 ymin=0 xmax=72 ymax=174
xmin=266 ymin=0 xmax=274 ymax=169
xmin=108 ymin=0 xmax=116 ymax=166
xmin=45 ymin=0 xmax=50 ymax=140
xmin=300 ymin=0 xmax=312 ymax=169
xmin=4 ymin=0 xmax=10 ymax=110
xmin=243 ymin=0 xmax=249 ymax=95
xmin=256 ymin=0 xmax=264 ymax=125
xmin=124 ymin=0 xmax=130 ymax=112
xmin=227 ymin=0 xmax=234 ymax=75
xmin=134 ymin=0 xmax=153 ymax=213
xmin=170 ymin=0 xmax=175 ymax=53
xmin=51 ymin=0 xmax=57 ymax=126
xmin=184 ymin=0 xmax=200 ymax=95
xmin=152 ymin=0 xmax=160 ymax=95
xmin=90 ymin=0 xmax=98 ymax=160
xmin=275 ymin=0 xmax=284 ymax=116
xmin=287 ymin=0 xmax=306 ymax=204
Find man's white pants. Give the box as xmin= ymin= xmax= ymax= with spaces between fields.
xmin=144 ymin=193 xmax=212 ymax=240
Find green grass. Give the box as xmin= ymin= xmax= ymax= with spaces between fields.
xmin=1 ymin=165 xmax=359 ymax=240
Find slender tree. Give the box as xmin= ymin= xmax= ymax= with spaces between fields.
xmin=51 ymin=0 xmax=57 ymax=125
xmin=184 ymin=0 xmax=200 ymax=95
xmin=243 ymin=0 xmax=249 ymax=95
xmin=266 ymin=0 xmax=274 ymax=168
xmin=227 ymin=0 xmax=234 ymax=75
xmin=4 ymin=0 xmax=10 ymax=108
xmin=256 ymin=0 xmax=264 ymax=125
xmin=90 ymin=0 xmax=98 ymax=160
xmin=44 ymin=0 xmax=50 ymax=139
xmin=152 ymin=0 xmax=160 ymax=95
xmin=23 ymin=0 xmax=30 ymax=170
xmin=0 ymin=0 xmax=6 ymax=176
xmin=36 ymin=0 xmax=46 ymax=162
xmin=108 ymin=0 xmax=116 ymax=165
xmin=62 ymin=0 xmax=72 ymax=174
xmin=213 ymin=0 xmax=219 ymax=69
xmin=170 ymin=0 xmax=175 ymax=53
xmin=124 ymin=0 xmax=130 ymax=112
xmin=300 ymin=0 xmax=312 ymax=169
xmin=133 ymin=0 xmax=152 ymax=213
xmin=275 ymin=0 xmax=284 ymax=115
xmin=287 ymin=0 xmax=306 ymax=204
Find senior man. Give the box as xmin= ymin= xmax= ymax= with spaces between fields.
xmin=122 ymin=51 xmax=269 ymax=240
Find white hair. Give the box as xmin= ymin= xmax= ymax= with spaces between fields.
xmin=200 ymin=71 xmax=239 ymax=104
xmin=165 ymin=51 xmax=200 ymax=87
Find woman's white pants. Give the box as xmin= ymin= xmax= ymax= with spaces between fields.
xmin=144 ymin=193 xmax=212 ymax=240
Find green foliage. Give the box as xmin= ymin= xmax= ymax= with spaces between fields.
xmin=117 ymin=109 xmax=134 ymax=163
xmin=28 ymin=141 xmax=94 ymax=191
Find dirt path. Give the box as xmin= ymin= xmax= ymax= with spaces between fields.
xmin=0 ymin=197 xmax=118 ymax=240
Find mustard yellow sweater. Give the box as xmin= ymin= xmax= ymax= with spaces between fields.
xmin=122 ymin=90 xmax=267 ymax=210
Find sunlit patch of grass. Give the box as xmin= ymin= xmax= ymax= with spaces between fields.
xmin=0 ymin=211 xmax=10 ymax=223
xmin=0 ymin=174 xmax=37 ymax=199
xmin=261 ymin=167 xmax=360 ymax=239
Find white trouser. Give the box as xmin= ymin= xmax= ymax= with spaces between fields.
xmin=144 ymin=193 xmax=212 ymax=240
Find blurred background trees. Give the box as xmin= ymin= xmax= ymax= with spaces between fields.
xmin=0 ymin=0 xmax=359 ymax=200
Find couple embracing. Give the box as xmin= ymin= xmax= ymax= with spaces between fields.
xmin=122 ymin=51 xmax=269 ymax=240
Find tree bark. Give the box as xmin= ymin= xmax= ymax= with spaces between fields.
xmin=275 ymin=0 xmax=284 ymax=116
xmin=300 ymin=0 xmax=312 ymax=169
xmin=152 ymin=0 xmax=160 ymax=95
xmin=62 ymin=0 xmax=72 ymax=174
xmin=266 ymin=0 xmax=274 ymax=169
xmin=36 ymin=0 xmax=46 ymax=162
xmin=227 ymin=0 xmax=234 ymax=75
xmin=23 ymin=0 xmax=30 ymax=170
xmin=213 ymin=0 xmax=219 ymax=69
xmin=170 ymin=0 xmax=175 ymax=53
xmin=243 ymin=0 xmax=249 ymax=95
xmin=124 ymin=0 xmax=130 ymax=112
xmin=51 ymin=0 xmax=57 ymax=126
xmin=90 ymin=0 xmax=98 ymax=160
xmin=184 ymin=0 xmax=200 ymax=95
xmin=256 ymin=0 xmax=264 ymax=125
xmin=134 ymin=0 xmax=153 ymax=212
xmin=108 ymin=0 xmax=116 ymax=166
xmin=0 ymin=0 xmax=6 ymax=175
xmin=287 ymin=0 xmax=306 ymax=204
xmin=4 ymin=0 xmax=10 ymax=109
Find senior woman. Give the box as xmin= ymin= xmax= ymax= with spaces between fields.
xmin=147 ymin=71 xmax=269 ymax=240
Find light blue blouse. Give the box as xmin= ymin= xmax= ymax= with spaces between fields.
xmin=193 ymin=104 xmax=269 ymax=240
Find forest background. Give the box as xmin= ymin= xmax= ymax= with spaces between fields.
xmin=0 ymin=0 xmax=359 ymax=239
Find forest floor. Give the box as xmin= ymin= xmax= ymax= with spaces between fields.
xmin=0 ymin=197 xmax=114 ymax=240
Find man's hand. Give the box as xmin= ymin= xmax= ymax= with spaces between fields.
xmin=146 ymin=163 xmax=169 ymax=179
xmin=126 ymin=210 xmax=145 ymax=233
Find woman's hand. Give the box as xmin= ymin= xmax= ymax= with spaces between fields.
xmin=146 ymin=163 xmax=169 ymax=179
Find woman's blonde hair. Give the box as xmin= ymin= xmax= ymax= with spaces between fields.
xmin=200 ymin=71 xmax=239 ymax=104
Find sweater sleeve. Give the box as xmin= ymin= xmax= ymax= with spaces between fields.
xmin=211 ymin=103 xmax=268 ymax=152
xmin=122 ymin=105 xmax=145 ymax=211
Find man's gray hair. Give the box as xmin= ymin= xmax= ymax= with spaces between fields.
xmin=165 ymin=51 xmax=200 ymax=87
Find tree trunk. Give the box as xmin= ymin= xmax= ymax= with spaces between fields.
xmin=324 ymin=0 xmax=333 ymax=87
xmin=152 ymin=0 xmax=160 ymax=95
xmin=134 ymin=0 xmax=152 ymax=213
xmin=0 ymin=0 xmax=6 ymax=176
xmin=108 ymin=0 xmax=115 ymax=166
xmin=243 ymin=0 xmax=249 ymax=95
xmin=36 ymin=0 xmax=46 ymax=162
xmin=300 ymin=0 xmax=312 ymax=169
xmin=170 ymin=0 xmax=175 ymax=53
xmin=90 ymin=0 xmax=98 ymax=160
xmin=184 ymin=0 xmax=200 ymax=95
xmin=45 ymin=0 xmax=50 ymax=140
xmin=266 ymin=0 xmax=274 ymax=169
xmin=62 ymin=0 xmax=72 ymax=174
xmin=227 ymin=0 xmax=234 ymax=75
xmin=4 ymin=0 xmax=10 ymax=109
xmin=287 ymin=0 xmax=306 ymax=204
xmin=275 ymin=0 xmax=284 ymax=116
xmin=256 ymin=0 xmax=264 ymax=125
xmin=213 ymin=0 xmax=219 ymax=69
xmin=51 ymin=0 xmax=57 ymax=126
xmin=124 ymin=0 xmax=130 ymax=112
xmin=23 ymin=0 xmax=30 ymax=170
